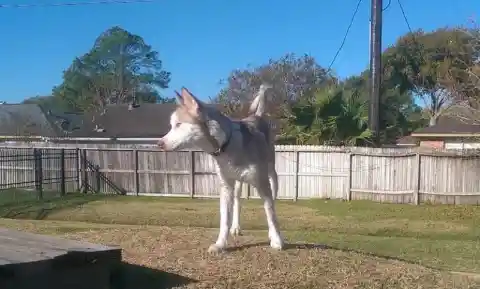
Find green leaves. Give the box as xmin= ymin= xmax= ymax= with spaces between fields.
xmin=281 ymin=87 xmax=372 ymax=146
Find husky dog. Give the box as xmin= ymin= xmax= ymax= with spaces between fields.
xmin=157 ymin=84 xmax=284 ymax=253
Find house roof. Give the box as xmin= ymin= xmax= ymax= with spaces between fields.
xmin=412 ymin=106 xmax=480 ymax=136
xmin=0 ymin=100 xmax=279 ymax=140
xmin=68 ymin=103 xmax=178 ymax=138
xmin=0 ymin=104 xmax=59 ymax=137
xmin=396 ymin=135 xmax=418 ymax=145
xmin=66 ymin=102 xmax=279 ymax=139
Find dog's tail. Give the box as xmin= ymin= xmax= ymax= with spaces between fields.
xmin=248 ymin=84 xmax=272 ymax=117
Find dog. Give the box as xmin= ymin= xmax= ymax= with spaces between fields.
xmin=157 ymin=84 xmax=284 ymax=253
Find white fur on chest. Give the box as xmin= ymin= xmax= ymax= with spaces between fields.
xmin=214 ymin=159 xmax=257 ymax=183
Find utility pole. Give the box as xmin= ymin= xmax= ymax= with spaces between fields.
xmin=369 ymin=0 xmax=382 ymax=147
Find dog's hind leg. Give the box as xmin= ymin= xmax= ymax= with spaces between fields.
xmin=208 ymin=177 xmax=235 ymax=254
xmin=230 ymin=181 xmax=242 ymax=237
xmin=257 ymin=178 xmax=284 ymax=250
xmin=268 ymin=169 xmax=278 ymax=200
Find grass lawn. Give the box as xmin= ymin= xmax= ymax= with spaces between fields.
xmin=1 ymin=190 xmax=480 ymax=288
xmin=0 ymin=188 xmax=62 ymax=204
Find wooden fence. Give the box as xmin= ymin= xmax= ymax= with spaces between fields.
xmin=1 ymin=143 xmax=480 ymax=204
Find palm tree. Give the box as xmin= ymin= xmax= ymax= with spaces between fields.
xmin=326 ymin=90 xmax=372 ymax=146
xmin=280 ymin=87 xmax=372 ymax=146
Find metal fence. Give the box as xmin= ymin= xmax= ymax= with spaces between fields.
xmin=0 ymin=148 xmax=79 ymax=199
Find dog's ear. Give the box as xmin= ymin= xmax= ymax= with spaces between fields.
xmin=174 ymin=90 xmax=184 ymax=106
xmin=181 ymin=87 xmax=202 ymax=116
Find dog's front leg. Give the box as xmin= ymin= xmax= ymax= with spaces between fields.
xmin=230 ymin=181 xmax=242 ymax=237
xmin=208 ymin=178 xmax=235 ymax=254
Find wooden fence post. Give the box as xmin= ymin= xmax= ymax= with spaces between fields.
xmin=413 ymin=153 xmax=421 ymax=205
xmin=33 ymin=148 xmax=43 ymax=200
xmin=134 ymin=150 xmax=139 ymax=196
xmin=294 ymin=150 xmax=300 ymax=201
xmin=347 ymin=153 xmax=353 ymax=201
xmin=164 ymin=151 xmax=169 ymax=194
xmin=60 ymin=149 xmax=66 ymax=196
xmin=190 ymin=151 xmax=195 ymax=198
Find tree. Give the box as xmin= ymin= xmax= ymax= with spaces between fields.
xmin=279 ymin=86 xmax=372 ymax=146
xmin=341 ymin=69 xmax=426 ymax=143
xmin=53 ymin=26 xmax=172 ymax=112
xmin=436 ymin=21 xmax=480 ymax=125
xmin=212 ymin=53 xmax=337 ymax=135
xmin=213 ymin=54 xmax=336 ymax=108
xmin=443 ymin=23 xmax=480 ymax=104
xmin=383 ymin=28 xmax=476 ymax=126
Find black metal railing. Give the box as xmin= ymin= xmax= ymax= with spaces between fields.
xmin=0 ymin=148 xmax=79 ymax=200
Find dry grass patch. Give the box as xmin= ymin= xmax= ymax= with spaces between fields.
xmin=1 ymin=195 xmax=479 ymax=278
xmin=2 ymin=219 xmax=479 ymax=289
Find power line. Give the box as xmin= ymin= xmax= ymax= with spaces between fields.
xmin=0 ymin=0 xmax=154 ymax=9
xmin=326 ymin=0 xmax=364 ymax=72
xmin=382 ymin=0 xmax=391 ymax=11
xmin=396 ymin=0 xmax=413 ymax=33
xmin=397 ymin=0 xmax=423 ymax=58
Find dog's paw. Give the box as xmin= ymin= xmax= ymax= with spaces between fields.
xmin=229 ymin=226 xmax=242 ymax=237
xmin=270 ymin=236 xmax=285 ymax=251
xmin=207 ymin=244 xmax=226 ymax=254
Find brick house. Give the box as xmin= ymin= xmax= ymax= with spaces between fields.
xmin=409 ymin=107 xmax=480 ymax=150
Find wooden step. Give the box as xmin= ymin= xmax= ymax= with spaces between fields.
xmin=0 ymin=228 xmax=122 ymax=289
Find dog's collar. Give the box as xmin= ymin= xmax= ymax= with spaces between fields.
xmin=198 ymin=119 xmax=232 ymax=157
xmin=209 ymin=125 xmax=232 ymax=156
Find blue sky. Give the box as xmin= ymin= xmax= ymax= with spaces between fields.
xmin=0 ymin=0 xmax=478 ymax=103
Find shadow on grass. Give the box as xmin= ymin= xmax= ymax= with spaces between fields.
xmin=0 ymin=193 xmax=114 ymax=220
xmin=111 ymin=262 xmax=197 ymax=289
xmin=227 ymin=242 xmax=440 ymax=271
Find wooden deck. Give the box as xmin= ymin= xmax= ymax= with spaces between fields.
xmin=0 ymin=228 xmax=122 ymax=289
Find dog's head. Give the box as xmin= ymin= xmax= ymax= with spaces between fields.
xmin=158 ymin=87 xmax=215 ymax=151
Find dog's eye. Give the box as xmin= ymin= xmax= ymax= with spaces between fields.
xmin=175 ymin=123 xmax=181 ymax=128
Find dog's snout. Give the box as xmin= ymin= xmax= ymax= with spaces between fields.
xmin=157 ymin=139 xmax=166 ymax=150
